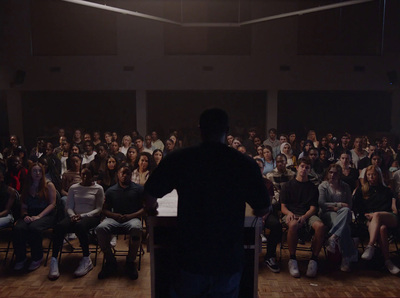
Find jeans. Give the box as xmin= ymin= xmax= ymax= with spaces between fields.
xmin=0 ymin=214 xmax=13 ymax=228
xmin=96 ymin=217 xmax=142 ymax=262
xmin=321 ymin=207 xmax=357 ymax=258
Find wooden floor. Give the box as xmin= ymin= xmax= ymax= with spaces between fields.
xmin=1 ymin=237 xmax=400 ymax=297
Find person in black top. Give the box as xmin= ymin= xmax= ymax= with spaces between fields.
xmin=280 ymin=157 xmax=326 ymax=278
xmin=144 ymin=108 xmax=270 ymax=298
xmin=96 ymin=163 xmax=144 ymax=280
xmin=354 ymin=165 xmax=399 ymax=274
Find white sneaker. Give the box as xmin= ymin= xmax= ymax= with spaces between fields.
xmin=326 ymin=237 xmax=337 ymax=254
xmin=28 ymin=258 xmax=43 ymax=271
xmin=74 ymin=256 xmax=93 ymax=277
xmin=288 ymin=259 xmax=300 ymax=278
xmin=306 ymin=259 xmax=318 ymax=278
xmin=14 ymin=258 xmax=27 ymax=271
xmin=110 ymin=235 xmax=117 ymax=247
xmin=261 ymin=234 xmax=267 ymax=243
xmin=48 ymin=257 xmax=60 ymax=280
xmin=340 ymin=257 xmax=351 ymax=272
xmin=68 ymin=233 xmax=77 ymax=240
xmin=385 ymin=259 xmax=400 ymax=275
xmin=361 ymin=245 xmax=375 ymax=260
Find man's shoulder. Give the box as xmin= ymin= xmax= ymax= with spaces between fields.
xmin=105 ymin=183 xmax=120 ymax=194
xmin=129 ymin=181 xmax=144 ymax=191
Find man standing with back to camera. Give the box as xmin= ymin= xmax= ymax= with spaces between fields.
xmin=145 ymin=108 xmax=270 ymax=297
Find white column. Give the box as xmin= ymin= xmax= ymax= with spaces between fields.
xmin=266 ymin=90 xmax=278 ymax=133
xmin=7 ymin=90 xmax=24 ymax=145
xmin=136 ymin=90 xmax=147 ymax=136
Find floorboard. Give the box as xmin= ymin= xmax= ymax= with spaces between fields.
xmin=1 ymin=237 xmax=400 ymax=297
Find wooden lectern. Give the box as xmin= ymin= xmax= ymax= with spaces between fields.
xmin=148 ymin=190 xmax=262 ymax=298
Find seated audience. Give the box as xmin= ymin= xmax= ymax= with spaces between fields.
xmin=280 ymin=142 xmax=296 ymax=169
xmin=354 ymin=165 xmax=399 ymax=275
xmin=99 ymin=156 xmax=119 ymax=191
xmin=359 ymin=153 xmax=386 ymax=185
xmin=92 ymin=131 xmax=102 ymax=147
xmin=237 ymin=145 xmax=247 ymax=155
xmin=273 ymin=134 xmax=288 ymax=158
xmin=13 ymin=163 xmax=56 ymax=271
xmin=72 ymin=129 xmax=83 ymax=151
xmin=288 ymin=132 xmax=300 ymax=158
xmin=380 ymin=136 xmax=395 ymax=173
xmin=126 ymin=146 xmax=139 ymax=170
xmin=132 ymin=152 xmax=155 ymax=186
xmin=83 ymin=133 xmax=91 ymax=142
xmin=262 ymin=145 xmax=275 ymax=176
xmin=226 ymin=134 xmax=234 ymax=147
xmin=96 ymin=164 xmax=144 ymax=280
xmin=120 ymin=135 xmax=132 ymax=156
xmin=327 ymin=139 xmax=337 ymax=164
xmin=61 ymin=154 xmax=82 ymax=199
xmin=231 ymin=138 xmax=242 ymax=150
xmin=38 ymin=156 xmax=62 ymax=194
xmin=280 ymin=157 xmax=326 ymax=278
xmin=104 ymin=132 xmax=113 ymax=150
xmin=3 ymin=135 xmax=22 ymax=160
xmin=5 ymin=156 xmax=28 ymax=193
xmin=54 ymin=136 xmax=67 ymax=156
xmin=88 ymin=144 xmax=108 ymax=181
xmin=134 ymin=136 xmax=153 ymax=154
xmin=112 ymin=132 xmax=119 ymax=143
xmin=150 ymin=131 xmax=164 ymax=151
xmin=298 ymin=140 xmax=313 ymax=159
xmin=145 ymin=135 xmax=156 ymax=152
xmin=358 ymin=143 xmax=377 ymax=171
xmin=29 ymin=138 xmax=45 ymax=162
xmin=307 ymin=130 xmax=319 ymax=149
xmin=152 ymin=149 xmax=163 ymax=167
xmin=242 ymin=128 xmax=257 ymax=156
xmin=44 ymin=142 xmax=61 ymax=175
xmin=48 ymin=168 xmax=104 ymax=280
xmin=338 ymin=151 xmax=359 ymax=193
xmin=320 ymin=136 xmax=328 ymax=150
xmin=334 ymin=133 xmax=352 ymax=160
xmin=308 ymin=148 xmax=324 ymax=186
xmin=350 ymin=137 xmax=368 ymax=169
xmin=318 ymin=164 xmax=358 ymax=272
xmin=263 ymin=128 xmax=280 ymax=149
xmin=109 ymin=141 xmax=126 ymax=163
xmin=263 ymin=154 xmax=294 ymax=273
xmin=163 ymin=138 xmax=176 ymax=156
xmin=58 ymin=141 xmax=71 ymax=176
xmin=254 ymin=145 xmax=264 ymax=160
xmin=82 ymin=141 xmax=97 ymax=166
xmin=71 ymin=144 xmax=83 ymax=158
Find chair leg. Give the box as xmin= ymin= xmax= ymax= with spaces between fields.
xmin=3 ymin=239 xmax=12 ymax=266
